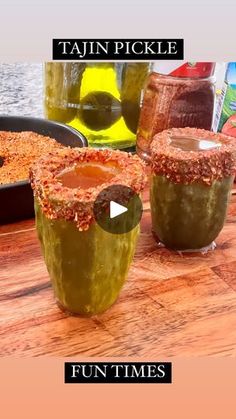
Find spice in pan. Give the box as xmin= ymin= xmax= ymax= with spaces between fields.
xmin=0 ymin=131 xmax=64 ymax=184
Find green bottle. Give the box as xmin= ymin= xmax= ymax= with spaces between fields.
xmin=44 ymin=62 xmax=149 ymax=149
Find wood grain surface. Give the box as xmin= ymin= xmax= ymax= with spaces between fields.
xmin=1 ymin=185 xmax=236 ymax=357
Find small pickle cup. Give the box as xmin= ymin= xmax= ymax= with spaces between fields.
xmin=150 ymin=128 xmax=236 ymax=252
xmin=30 ymin=148 xmax=146 ymax=315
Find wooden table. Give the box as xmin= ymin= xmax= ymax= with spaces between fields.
xmin=1 ymin=186 xmax=236 ymax=357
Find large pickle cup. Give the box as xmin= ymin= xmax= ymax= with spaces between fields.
xmin=30 ymin=148 xmax=146 ymax=315
xmin=150 ymin=128 xmax=236 ymax=251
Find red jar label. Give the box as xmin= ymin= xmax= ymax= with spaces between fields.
xmin=153 ymin=62 xmax=215 ymax=78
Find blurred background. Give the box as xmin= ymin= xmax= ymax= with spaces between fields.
xmin=0 ymin=63 xmax=43 ymax=117
xmin=0 ymin=62 xmax=234 ymax=160
xmin=0 ymin=62 xmax=227 ymax=118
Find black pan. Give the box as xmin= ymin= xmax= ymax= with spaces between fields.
xmin=0 ymin=116 xmax=88 ymax=224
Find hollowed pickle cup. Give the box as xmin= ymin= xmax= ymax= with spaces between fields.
xmin=30 ymin=148 xmax=146 ymax=315
xmin=150 ymin=128 xmax=236 ymax=251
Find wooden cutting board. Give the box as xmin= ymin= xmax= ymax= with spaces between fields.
xmin=0 ymin=186 xmax=236 ymax=357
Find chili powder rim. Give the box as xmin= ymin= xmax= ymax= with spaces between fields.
xmin=30 ymin=147 xmax=147 ymax=230
xmin=150 ymin=127 xmax=236 ymax=185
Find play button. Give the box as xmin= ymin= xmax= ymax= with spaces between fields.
xmin=93 ymin=184 xmax=143 ymax=234
xmin=110 ymin=201 xmax=128 ymax=219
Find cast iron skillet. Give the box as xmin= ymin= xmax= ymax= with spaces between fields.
xmin=0 ymin=116 xmax=88 ymax=224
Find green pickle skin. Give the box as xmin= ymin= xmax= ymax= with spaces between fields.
xmin=35 ymin=200 xmax=139 ymax=315
xmin=150 ymin=174 xmax=234 ymax=251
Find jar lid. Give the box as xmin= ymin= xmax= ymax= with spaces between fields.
xmin=150 ymin=127 xmax=236 ymax=185
xmin=152 ymin=62 xmax=215 ymax=78
xmin=30 ymin=148 xmax=146 ymax=231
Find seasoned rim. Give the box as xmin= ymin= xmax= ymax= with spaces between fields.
xmin=150 ymin=127 xmax=236 ymax=185
xmin=30 ymin=147 xmax=147 ymax=230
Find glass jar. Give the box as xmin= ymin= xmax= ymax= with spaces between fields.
xmin=30 ymin=148 xmax=146 ymax=315
xmin=44 ymin=62 xmax=149 ymax=150
xmin=150 ymin=127 xmax=236 ymax=252
xmin=136 ymin=63 xmax=216 ymax=161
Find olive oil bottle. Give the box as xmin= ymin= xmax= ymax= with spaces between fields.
xmin=44 ymin=62 xmax=149 ymax=149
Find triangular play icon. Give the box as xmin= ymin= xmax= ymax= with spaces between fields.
xmin=110 ymin=201 xmax=128 ymax=219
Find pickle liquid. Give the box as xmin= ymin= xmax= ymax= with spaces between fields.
xmin=57 ymin=162 xmax=120 ymax=189
xmin=44 ymin=62 xmax=149 ymax=149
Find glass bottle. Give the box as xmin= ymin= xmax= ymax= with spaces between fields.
xmin=44 ymin=62 xmax=149 ymax=150
xmin=136 ymin=62 xmax=216 ymax=161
